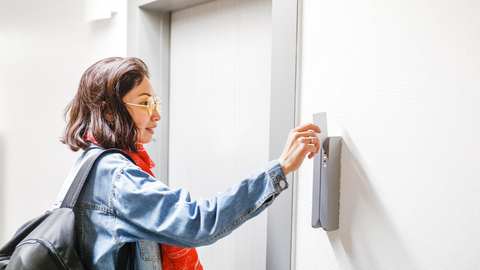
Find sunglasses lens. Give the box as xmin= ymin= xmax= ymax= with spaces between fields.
xmin=147 ymin=96 xmax=154 ymax=116
xmin=155 ymin=96 xmax=161 ymax=113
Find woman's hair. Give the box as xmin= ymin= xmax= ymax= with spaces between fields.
xmin=61 ymin=57 xmax=149 ymax=152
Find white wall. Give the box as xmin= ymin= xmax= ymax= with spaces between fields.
xmin=169 ymin=0 xmax=272 ymax=269
xmin=0 ymin=0 xmax=128 ymax=244
xmin=294 ymin=0 xmax=480 ymax=269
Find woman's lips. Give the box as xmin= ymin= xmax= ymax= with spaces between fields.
xmin=146 ymin=128 xmax=155 ymax=134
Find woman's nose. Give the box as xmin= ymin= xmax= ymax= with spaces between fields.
xmin=152 ymin=108 xmax=161 ymax=121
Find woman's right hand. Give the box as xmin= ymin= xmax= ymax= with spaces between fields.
xmin=277 ymin=123 xmax=321 ymax=175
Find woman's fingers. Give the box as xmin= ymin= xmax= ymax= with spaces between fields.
xmin=277 ymin=123 xmax=321 ymax=175
xmin=303 ymin=135 xmax=320 ymax=152
xmin=294 ymin=123 xmax=321 ymax=134
xmin=296 ymin=142 xmax=318 ymax=159
xmin=298 ymin=130 xmax=320 ymax=153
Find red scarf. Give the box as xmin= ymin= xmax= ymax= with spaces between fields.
xmin=86 ymin=135 xmax=203 ymax=270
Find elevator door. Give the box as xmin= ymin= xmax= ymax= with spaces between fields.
xmin=169 ymin=0 xmax=272 ymax=269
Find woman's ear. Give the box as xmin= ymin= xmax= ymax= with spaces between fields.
xmin=102 ymin=101 xmax=114 ymax=122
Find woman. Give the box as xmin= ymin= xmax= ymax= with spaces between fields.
xmin=54 ymin=57 xmax=320 ymax=270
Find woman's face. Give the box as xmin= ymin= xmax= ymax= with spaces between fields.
xmin=123 ymin=76 xmax=161 ymax=144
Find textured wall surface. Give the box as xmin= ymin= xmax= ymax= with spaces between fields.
xmin=169 ymin=0 xmax=272 ymax=269
xmin=294 ymin=0 xmax=480 ymax=269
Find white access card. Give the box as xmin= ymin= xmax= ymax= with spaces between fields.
xmin=313 ymin=112 xmax=328 ymax=146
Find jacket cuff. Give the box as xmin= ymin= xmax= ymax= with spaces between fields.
xmin=264 ymin=160 xmax=288 ymax=194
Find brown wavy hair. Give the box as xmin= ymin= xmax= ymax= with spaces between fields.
xmin=61 ymin=57 xmax=149 ymax=153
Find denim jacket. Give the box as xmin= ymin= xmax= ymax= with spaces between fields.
xmin=53 ymin=147 xmax=288 ymax=270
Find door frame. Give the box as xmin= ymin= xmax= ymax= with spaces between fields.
xmin=127 ymin=1 xmax=298 ymax=268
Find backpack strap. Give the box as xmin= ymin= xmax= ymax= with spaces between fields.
xmin=60 ymin=148 xmax=134 ymax=209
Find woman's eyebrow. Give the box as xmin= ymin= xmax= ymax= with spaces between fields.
xmin=138 ymin=93 xmax=151 ymax=97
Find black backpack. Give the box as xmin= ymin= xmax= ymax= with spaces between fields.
xmin=0 ymin=149 xmax=135 ymax=270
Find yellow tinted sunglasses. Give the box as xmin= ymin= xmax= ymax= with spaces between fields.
xmin=125 ymin=96 xmax=161 ymax=116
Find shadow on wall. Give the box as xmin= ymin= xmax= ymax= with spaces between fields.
xmin=327 ymin=131 xmax=417 ymax=269
xmin=0 ymin=134 xmax=5 ymax=242
xmin=87 ymin=14 xmax=115 ymax=33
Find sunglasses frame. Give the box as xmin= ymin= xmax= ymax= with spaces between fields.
xmin=124 ymin=96 xmax=161 ymax=116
